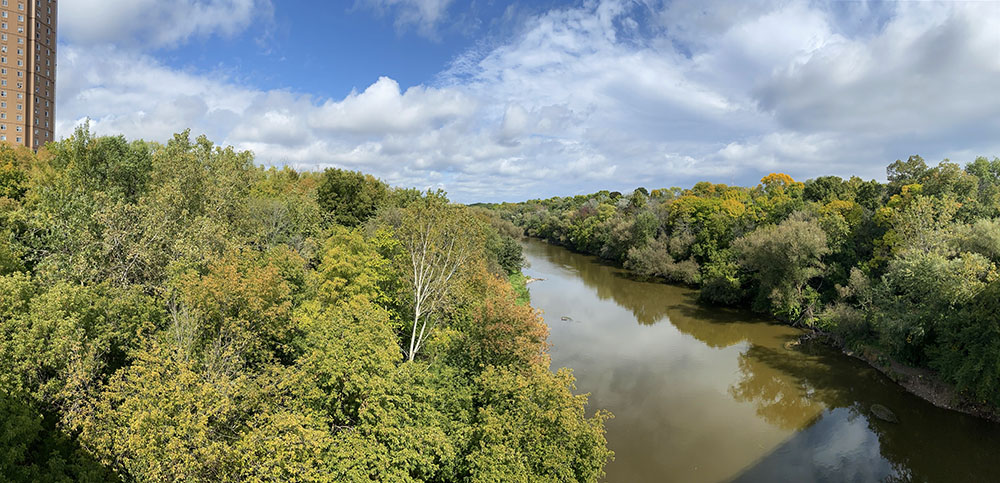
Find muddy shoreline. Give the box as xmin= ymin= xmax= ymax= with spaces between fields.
xmin=802 ymin=332 xmax=1000 ymax=423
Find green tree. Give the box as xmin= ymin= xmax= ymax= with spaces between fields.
xmin=382 ymin=196 xmax=484 ymax=361
xmin=886 ymin=155 xmax=928 ymax=193
xmin=932 ymin=281 xmax=1000 ymax=405
xmin=316 ymin=168 xmax=390 ymax=227
xmin=734 ymin=213 xmax=829 ymax=322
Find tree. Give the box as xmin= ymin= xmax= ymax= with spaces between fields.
xmin=803 ymin=176 xmax=848 ymax=203
xmin=886 ymin=155 xmax=928 ymax=193
xmin=964 ymin=156 xmax=1000 ymax=217
xmin=384 ymin=195 xmax=483 ymax=361
xmin=734 ymin=212 xmax=830 ymax=322
xmin=870 ymin=250 xmax=994 ymax=364
xmin=485 ymin=231 xmax=524 ymax=275
xmin=468 ymin=365 xmax=613 ymax=482
xmin=0 ymin=128 xmax=615 ymax=480
xmin=316 ymin=168 xmax=389 ymax=227
xmin=932 ymin=281 xmax=1000 ymax=405
xmin=624 ymin=236 xmax=700 ymax=285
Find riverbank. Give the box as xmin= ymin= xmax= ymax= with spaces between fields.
xmin=508 ymin=271 xmax=531 ymax=305
xmin=799 ymin=331 xmax=1000 ymax=423
xmin=845 ymin=341 xmax=1000 ymax=423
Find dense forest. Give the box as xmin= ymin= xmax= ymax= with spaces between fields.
xmin=0 ymin=127 xmax=612 ymax=482
xmin=489 ymin=156 xmax=1000 ymax=407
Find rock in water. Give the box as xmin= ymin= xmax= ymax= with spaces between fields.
xmin=560 ymin=316 xmax=573 ymax=322
xmin=783 ymin=340 xmax=800 ymax=351
xmin=871 ymin=404 xmax=899 ymax=423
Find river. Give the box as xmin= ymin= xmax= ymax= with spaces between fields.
xmin=521 ymin=238 xmax=1000 ymax=482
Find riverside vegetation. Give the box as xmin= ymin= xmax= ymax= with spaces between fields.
xmin=0 ymin=126 xmax=612 ymax=482
xmin=488 ymin=156 xmax=1000 ymax=411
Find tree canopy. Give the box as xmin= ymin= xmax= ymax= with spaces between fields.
xmin=0 ymin=127 xmax=610 ymax=482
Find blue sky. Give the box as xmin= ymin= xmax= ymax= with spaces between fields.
xmin=57 ymin=0 xmax=1000 ymax=202
xmin=156 ymin=1 xmax=489 ymax=97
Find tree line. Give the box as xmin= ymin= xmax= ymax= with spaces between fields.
xmin=0 ymin=126 xmax=612 ymax=482
xmin=489 ymin=156 xmax=1000 ymax=407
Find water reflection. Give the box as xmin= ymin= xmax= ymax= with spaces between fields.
xmin=729 ymin=345 xmax=825 ymax=431
xmin=522 ymin=239 xmax=1000 ymax=483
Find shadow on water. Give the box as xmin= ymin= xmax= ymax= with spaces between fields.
xmin=730 ymin=341 xmax=1000 ymax=483
xmin=522 ymin=238 xmax=1000 ymax=482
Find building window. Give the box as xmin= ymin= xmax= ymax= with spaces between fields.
xmin=16 ymin=136 xmax=21 ymax=142
xmin=0 ymin=135 xmax=6 ymax=141
xmin=1 ymin=124 xmax=6 ymax=130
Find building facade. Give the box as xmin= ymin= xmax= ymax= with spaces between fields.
xmin=0 ymin=0 xmax=55 ymax=149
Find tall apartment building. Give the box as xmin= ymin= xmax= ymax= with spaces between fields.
xmin=0 ymin=0 xmax=55 ymax=149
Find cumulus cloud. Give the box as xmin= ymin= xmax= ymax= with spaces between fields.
xmin=61 ymin=0 xmax=272 ymax=49
xmin=309 ymin=77 xmax=475 ymax=135
xmin=57 ymin=45 xmax=256 ymax=142
xmin=754 ymin=2 xmax=1000 ymax=135
xmin=57 ymin=0 xmax=1000 ymax=202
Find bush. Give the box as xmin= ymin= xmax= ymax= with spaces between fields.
xmin=931 ymin=281 xmax=1000 ymax=405
xmin=699 ymin=257 xmax=742 ymax=305
xmin=624 ymin=237 xmax=700 ymax=285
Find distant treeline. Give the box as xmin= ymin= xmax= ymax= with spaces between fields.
xmin=0 ymin=126 xmax=611 ymax=481
xmin=490 ymin=156 xmax=1000 ymax=406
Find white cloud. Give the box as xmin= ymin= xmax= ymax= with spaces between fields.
xmin=754 ymin=2 xmax=1000 ymax=136
xmin=355 ymin=0 xmax=454 ymax=37
xmin=56 ymin=0 xmax=1000 ymax=202
xmin=308 ymin=77 xmax=476 ymax=135
xmin=61 ymin=0 xmax=272 ymax=49
xmin=57 ymin=45 xmax=256 ymax=142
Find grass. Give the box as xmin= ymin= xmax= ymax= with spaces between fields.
xmin=509 ymin=271 xmax=531 ymax=306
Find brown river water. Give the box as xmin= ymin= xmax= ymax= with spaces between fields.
xmin=521 ymin=238 xmax=1000 ymax=482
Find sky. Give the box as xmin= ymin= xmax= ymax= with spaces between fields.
xmin=57 ymin=0 xmax=1000 ymax=203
